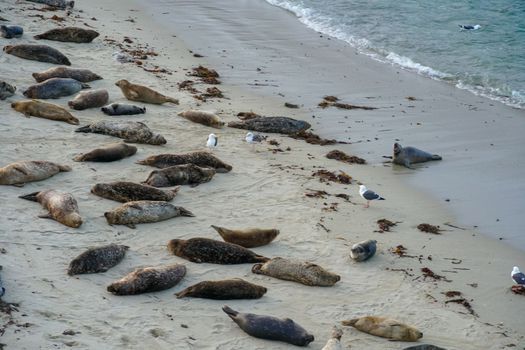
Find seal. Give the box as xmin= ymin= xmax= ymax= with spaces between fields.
xmin=341 ymin=316 xmax=423 ymax=341
xmin=322 ymin=327 xmax=343 ymax=350
xmin=11 ymin=100 xmax=79 ymax=125
xmin=34 ymin=27 xmax=99 ymax=43
xmin=26 ymin=0 xmax=74 ymax=9
xmin=393 ymin=143 xmax=442 ymax=168
xmin=0 ymin=25 xmax=23 ymax=39
xmin=350 ymin=239 xmax=377 ymax=262
xmin=142 ymin=164 xmax=216 ymax=187
xmin=73 ymin=142 xmax=137 ymax=162
xmin=167 ymin=238 xmax=269 ymax=264
xmin=136 ymin=151 xmax=232 ymax=173
xmin=252 ymin=257 xmax=340 ymax=286
xmin=175 ymin=278 xmax=267 ymax=299
xmin=32 ymin=67 xmax=102 ymax=83
xmin=3 ymin=44 xmax=71 ymax=65
xmin=67 ymin=244 xmax=129 ymax=275
xmin=101 ymin=103 xmax=145 ymax=116
xmin=0 ymin=81 xmax=16 ymax=100
xmin=211 ymin=225 xmax=279 ymax=248
xmin=228 ymin=116 xmax=311 ymax=134
xmin=75 ymin=121 xmax=167 ymax=145
xmin=177 ymin=110 xmax=224 ymax=129
xmin=404 ymin=346 xmax=447 ymax=350
xmin=104 ymin=200 xmax=194 ymax=228
xmin=23 ymin=78 xmax=89 ymax=99
xmin=107 ymin=264 xmax=186 ymax=295
xmin=222 ymin=305 xmax=314 ymax=346
xmin=68 ymin=89 xmax=108 ymax=110
xmin=91 ymin=182 xmax=180 ymax=203
xmin=115 ymin=79 xmax=179 ymax=105
xmin=19 ymin=189 xmax=82 ymax=228
xmin=0 ymin=160 xmax=71 ymax=186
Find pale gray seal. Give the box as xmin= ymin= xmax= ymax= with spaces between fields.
xmin=4 ymin=44 xmax=71 ymax=65
xmin=101 ymin=103 xmax=145 ymax=116
xmin=75 ymin=121 xmax=167 ymax=145
xmin=350 ymin=239 xmax=377 ymax=262
xmin=34 ymin=27 xmax=99 ymax=43
xmin=175 ymin=278 xmax=267 ymax=299
xmin=0 ymin=25 xmax=23 ymax=39
xmin=33 ymin=67 xmax=102 ymax=83
xmin=68 ymin=244 xmax=129 ymax=275
xmin=107 ymin=264 xmax=186 ymax=295
xmin=0 ymin=81 xmax=16 ymax=100
xmin=19 ymin=189 xmax=82 ymax=228
xmin=0 ymin=161 xmax=71 ymax=186
xmin=142 ymin=164 xmax=216 ymax=187
xmin=73 ymin=142 xmax=137 ymax=162
xmin=24 ymin=78 xmax=89 ymax=99
xmin=393 ymin=143 xmax=442 ymax=168
xmin=104 ymin=201 xmax=194 ymax=228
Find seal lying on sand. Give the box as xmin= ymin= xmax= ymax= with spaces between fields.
xmin=341 ymin=316 xmax=423 ymax=341
xmin=175 ymin=278 xmax=267 ymax=299
xmin=322 ymin=327 xmax=343 ymax=350
xmin=404 ymin=345 xmax=447 ymax=350
xmin=393 ymin=143 xmax=442 ymax=168
xmin=136 ymin=151 xmax=232 ymax=173
xmin=75 ymin=121 xmax=166 ymax=145
xmin=4 ymin=44 xmax=71 ymax=65
xmin=223 ymin=305 xmax=314 ymax=346
xmin=211 ymin=225 xmax=279 ymax=248
xmin=34 ymin=27 xmax=99 ymax=43
xmin=107 ymin=264 xmax=186 ymax=295
xmin=101 ymin=103 xmax=145 ymax=116
xmin=11 ymin=100 xmax=79 ymax=125
xmin=104 ymin=201 xmax=194 ymax=228
xmin=24 ymin=78 xmax=89 ymax=99
xmin=68 ymin=89 xmax=108 ymax=110
xmin=33 ymin=67 xmax=102 ymax=83
xmin=228 ymin=116 xmax=311 ymax=134
xmin=252 ymin=257 xmax=340 ymax=286
xmin=26 ymin=0 xmax=74 ymax=9
xmin=0 ymin=81 xmax=16 ymax=100
xmin=142 ymin=164 xmax=216 ymax=187
xmin=19 ymin=190 xmax=82 ymax=228
xmin=167 ymin=238 xmax=268 ymax=264
xmin=91 ymin=182 xmax=180 ymax=203
xmin=0 ymin=25 xmax=23 ymax=39
xmin=115 ymin=79 xmax=179 ymax=105
xmin=178 ymin=110 xmax=225 ymax=128
xmin=73 ymin=142 xmax=137 ymax=162
xmin=67 ymin=244 xmax=129 ymax=275
xmin=0 ymin=161 xmax=71 ymax=186
xmin=350 ymin=239 xmax=377 ymax=262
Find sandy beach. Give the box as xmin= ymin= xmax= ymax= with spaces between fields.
xmin=1 ymin=0 xmax=524 ymax=349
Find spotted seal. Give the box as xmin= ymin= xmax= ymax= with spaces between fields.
xmin=33 ymin=67 xmax=102 ymax=83
xmin=178 ymin=110 xmax=225 ymax=129
xmin=115 ymin=79 xmax=178 ymax=105
xmin=11 ymin=100 xmax=79 ymax=125
xmin=0 ymin=81 xmax=16 ymax=100
xmin=107 ymin=264 xmax=186 ymax=295
xmin=67 ymin=244 xmax=129 ymax=275
xmin=91 ymin=182 xmax=180 ymax=203
xmin=350 ymin=239 xmax=377 ymax=262
xmin=142 ymin=164 xmax=216 ymax=187
xmin=0 ymin=161 xmax=71 ymax=186
xmin=19 ymin=189 xmax=82 ymax=228
xmin=341 ymin=316 xmax=423 ymax=342
xmin=0 ymin=25 xmax=23 ymax=39
xmin=211 ymin=225 xmax=279 ymax=248
xmin=104 ymin=201 xmax=194 ymax=228
xmin=4 ymin=44 xmax=71 ymax=65
xmin=175 ymin=278 xmax=267 ymax=299
xmin=136 ymin=151 xmax=232 ymax=173
xmin=34 ymin=27 xmax=99 ymax=43
xmin=228 ymin=116 xmax=311 ymax=134
xmin=393 ymin=143 xmax=442 ymax=168
xmin=73 ymin=142 xmax=137 ymax=162
xmin=75 ymin=121 xmax=167 ymax=145
xmin=68 ymin=89 xmax=108 ymax=110
xmin=24 ymin=78 xmax=89 ymax=99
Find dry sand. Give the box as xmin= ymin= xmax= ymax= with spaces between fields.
xmin=0 ymin=0 xmax=524 ymax=349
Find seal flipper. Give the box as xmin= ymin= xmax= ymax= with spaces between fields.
xmin=13 ymin=166 xmax=29 ymax=176
xmin=125 ymin=223 xmax=136 ymax=229
xmin=431 ymin=154 xmax=442 ymax=161
xmin=222 ymin=305 xmax=239 ymax=319
xmin=80 ymin=83 xmax=90 ymax=89
xmin=341 ymin=318 xmax=358 ymax=326
xmin=38 ymin=212 xmax=53 ymax=219
xmin=251 ymin=263 xmax=264 ymax=274
xmin=75 ymin=125 xmax=93 ymax=133
xmin=19 ymin=191 xmax=40 ymax=202
xmin=178 ymin=207 xmax=195 ymax=217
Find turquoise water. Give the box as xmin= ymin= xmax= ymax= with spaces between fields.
xmin=265 ymin=0 xmax=525 ymax=109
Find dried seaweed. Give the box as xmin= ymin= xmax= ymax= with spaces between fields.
xmin=377 ymin=219 xmax=397 ymax=232
xmin=511 ymin=285 xmax=525 ymax=295
xmin=312 ymin=170 xmax=352 ymax=184
xmin=318 ymin=96 xmax=377 ymax=110
xmin=323 ymin=95 xmax=339 ymax=102
xmin=444 ymin=291 xmax=462 ymax=298
xmin=418 ymin=223 xmax=442 ymax=234
xmin=326 ymin=150 xmax=366 ymax=164
xmin=421 ymin=267 xmax=451 ymax=282
xmin=202 ymin=87 xmax=223 ymax=98
xmin=390 ymin=245 xmax=408 ymax=257
xmin=289 ymin=131 xmax=349 ymax=145
xmin=445 ymin=298 xmax=478 ymax=316
xmin=305 ymin=190 xmax=329 ymax=198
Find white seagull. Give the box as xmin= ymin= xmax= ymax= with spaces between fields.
xmin=359 ymin=185 xmax=385 ymax=208
xmin=206 ymin=133 xmax=218 ymax=151
xmin=245 ymin=132 xmax=266 ymax=144
xmin=511 ymin=266 xmax=525 ymax=285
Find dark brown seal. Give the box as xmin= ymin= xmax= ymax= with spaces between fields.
xmin=211 ymin=225 xmax=279 ymax=248
xmin=4 ymin=44 xmax=71 ymax=65
xmin=136 ymin=151 xmax=232 ymax=173
xmin=19 ymin=189 xmax=82 ymax=228
xmin=142 ymin=164 xmax=216 ymax=187
xmin=67 ymin=244 xmax=129 ymax=275
xmin=91 ymin=182 xmax=180 ymax=203
xmin=73 ymin=143 xmax=137 ymax=162
xmin=393 ymin=143 xmax=442 ymax=168
xmin=11 ymin=100 xmax=79 ymax=125
xmin=107 ymin=264 xmax=186 ymax=295
xmin=0 ymin=161 xmax=71 ymax=186
xmin=167 ymin=238 xmax=269 ymax=264
xmin=175 ymin=278 xmax=267 ymax=299
xmin=33 ymin=67 xmax=102 ymax=83
xmin=34 ymin=27 xmax=99 ymax=43
xmin=75 ymin=121 xmax=166 ymax=145
xmin=68 ymin=89 xmax=108 ymax=110
xmin=228 ymin=116 xmax=311 ymax=134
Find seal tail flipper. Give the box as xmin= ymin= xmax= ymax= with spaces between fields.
xmin=341 ymin=318 xmax=358 ymax=327
xmin=254 ymin=255 xmax=270 ymax=263
xmin=174 ymin=288 xmax=190 ymax=299
xmin=178 ymin=207 xmax=195 ymax=217
xmin=135 ymin=159 xmax=148 ymax=165
xmin=73 ymin=154 xmax=84 ymax=162
xmin=222 ymin=305 xmax=239 ymax=319
xmin=432 ymin=154 xmax=442 ymax=161
xmin=58 ymin=164 xmax=72 ymax=172
xmin=166 ymin=97 xmax=179 ymax=105
xmin=251 ymin=263 xmax=264 ymax=274
xmin=80 ymin=83 xmax=90 ymax=89
xmin=75 ymin=125 xmax=92 ymax=133
xmin=19 ymin=191 xmax=40 ymax=202
xmin=170 ymin=186 xmax=181 ymax=196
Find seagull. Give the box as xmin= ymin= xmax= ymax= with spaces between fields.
xmin=0 ymin=268 xmax=4 ymax=297
xmin=511 ymin=266 xmax=525 ymax=285
xmin=206 ymin=133 xmax=218 ymax=151
xmin=359 ymin=185 xmax=385 ymax=208
xmin=459 ymin=24 xmax=481 ymax=30
xmin=245 ymin=132 xmax=266 ymax=144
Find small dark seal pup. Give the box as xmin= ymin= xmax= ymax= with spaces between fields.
xmin=67 ymin=244 xmax=129 ymax=275
xmin=107 ymin=264 xmax=186 ymax=295
xmin=24 ymin=78 xmax=89 ymax=99
xmin=142 ymin=164 xmax=216 ymax=187
xmin=167 ymin=238 xmax=269 ymax=264
xmin=34 ymin=27 xmax=99 ymax=43
xmin=223 ymin=305 xmax=314 ymax=346
xmin=393 ymin=143 xmax=442 ymax=168
xmin=211 ymin=225 xmax=279 ymax=248
xmin=0 ymin=161 xmax=71 ymax=186
xmin=4 ymin=44 xmax=71 ymax=65
xmin=136 ymin=151 xmax=232 ymax=173
xmin=341 ymin=316 xmax=423 ymax=341
xmin=73 ymin=143 xmax=137 ymax=162
xmin=19 ymin=190 xmax=82 ymax=228
xmin=350 ymin=239 xmax=377 ymax=262
xmin=75 ymin=121 xmax=167 ymax=145
xmin=0 ymin=25 xmax=23 ymax=39
xmin=0 ymin=81 xmax=16 ymax=100
xmin=228 ymin=116 xmax=311 ymax=134
xmin=175 ymin=278 xmax=267 ymax=299
xmin=33 ymin=67 xmax=102 ymax=83
xmin=101 ymin=103 xmax=146 ymax=116
xmin=104 ymin=201 xmax=194 ymax=228
xmin=91 ymin=182 xmax=180 ymax=203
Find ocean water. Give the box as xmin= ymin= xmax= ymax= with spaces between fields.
xmin=265 ymin=0 xmax=525 ymax=109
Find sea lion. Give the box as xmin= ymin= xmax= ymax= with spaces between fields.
xmin=34 ymin=27 xmax=99 ymax=43
xmin=73 ymin=142 xmax=137 ymax=162
xmin=23 ymin=78 xmax=89 ymax=99
xmin=136 ymin=151 xmax=232 ymax=173
xmin=0 ymin=25 xmax=23 ymax=39
xmin=75 ymin=121 xmax=166 ymax=145
xmin=341 ymin=316 xmax=423 ymax=342
xmin=26 ymin=0 xmax=74 ymax=9
xmin=101 ymin=103 xmax=145 ymax=116
xmin=19 ymin=190 xmax=82 ymax=228
xmin=167 ymin=238 xmax=269 ymax=264
xmin=107 ymin=264 xmax=186 ymax=295
xmin=393 ymin=143 xmax=442 ymax=168
xmin=32 ymin=67 xmax=102 ymax=83
xmin=142 ymin=164 xmax=216 ymax=187
xmin=11 ymin=100 xmax=79 ymax=125
xmin=404 ymin=346 xmax=447 ymax=350
xmin=68 ymin=89 xmax=108 ymax=110
xmin=91 ymin=182 xmax=180 ymax=203
xmin=0 ymin=160 xmax=71 ymax=186
xmin=115 ymin=79 xmax=179 ymax=105
xmin=3 ymin=44 xmax=71 ymax=65
xmin=228 ymin=116 xmax=311 ymax=134
xmin=0 ymin=81 xmax=16 ymax=100
xmin=177 ymin=110 xmax=224 ymax=129
xmin=211 ymin=225 xmax=279 ymax=248
xmin=175 ymin=278 xmax=267 ymax=299
xmin=350 ymin=239 xmax=377 ymax=262
xmin=322 ymin=327 xmax=343 ymax=350
xmin=222 ymin=305 xmax=314 ymax=346
xmin=104 ymin=201 xmax=194 ymax=228
xmin=67 ymin=244 xmax=129 ymax=275
xmin=252 ymin=257 xmax=340 ymax=286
